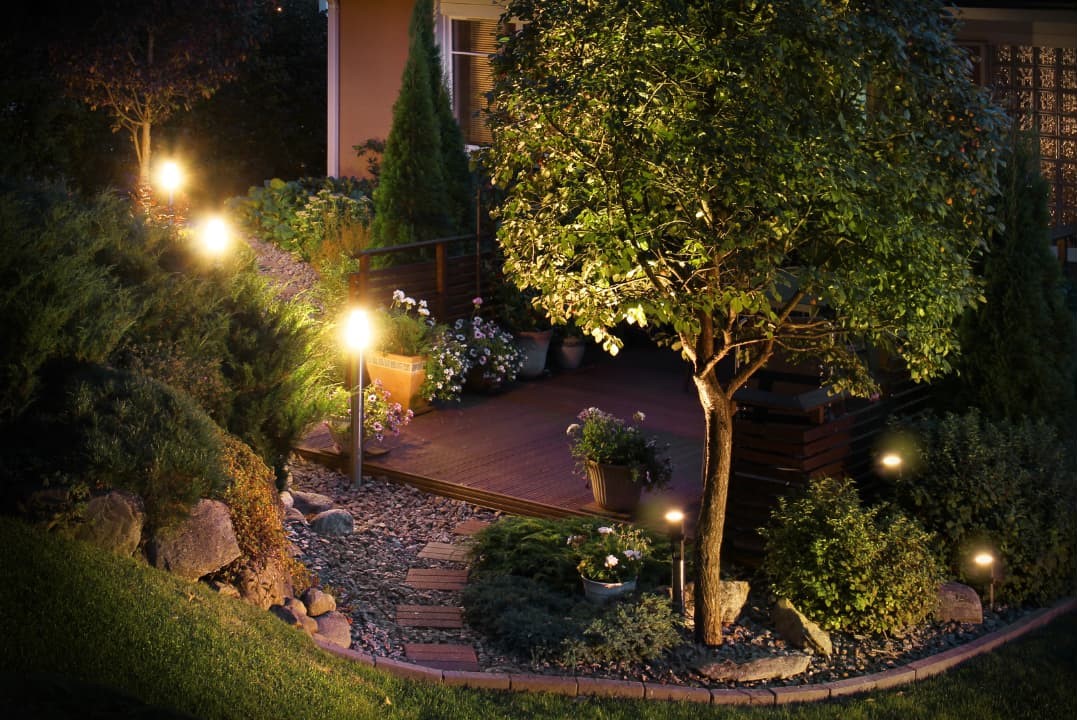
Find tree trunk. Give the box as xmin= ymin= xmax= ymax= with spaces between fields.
xmin=692 ymin=370 xmax=736 ymax=646
xmin=137 ymin=120 xmax=152 ymax=189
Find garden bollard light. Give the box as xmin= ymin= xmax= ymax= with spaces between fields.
xmin=665 ymin=509 xmax=686 ymax=616
xmin=974 ymin=551 xmax=996 ymax=611
xmin=345 ymin=308 xmax=371 ymax=489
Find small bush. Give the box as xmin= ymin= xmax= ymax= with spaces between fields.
xmin=760 ymin=476 xmax=944 ymax=635
xmin=889 ymin=409 xmax=1077 ymax=605
xmin=562 ymin=592 xmax=681 ymax=665
xmin=468 ymin=516 xmax=596 ymax=593
xmin=462 ymin=575 xmax=581 ymax=660
xmin=215 ymin=435 xmax=285 ymax=571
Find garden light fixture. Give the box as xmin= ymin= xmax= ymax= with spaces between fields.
xmin=157 ymin=160 xmax=183 ymax=213
xmin=974 ymin=551 xmax=996 ymax=611
xmin=664 ymin=508 xmax=686 ymax=616
xmin=200 ymin=216 xmax=230 ymax=257
xmin=345 ymin=308 xmax=371 ymax=489
xmin=880 ymin=452 xmax=902 ymax=470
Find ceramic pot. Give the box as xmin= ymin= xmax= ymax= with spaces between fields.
xmin=585 ymin=460 xmax=641 ymax=513
xmin=581 ymin=575 xmax=637 ymax=604
xmin=516 ymin=329 xmax=552 ymax=379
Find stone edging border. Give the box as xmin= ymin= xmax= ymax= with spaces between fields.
xmin=314 ymin=597 xmax=1077 ymax=705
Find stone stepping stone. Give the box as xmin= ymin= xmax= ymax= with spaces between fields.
xmin=404 ymin=567 xmax=468 ymax=591
xmin=404 ymin=643 xmax=480 ymax=672
xmin=418 ymin=541 xmax=471 ymax=563
xmin=396 ymin=604 xmax=464 ymax=628
xmin=452 ymin=518 xmax=490 ymax=536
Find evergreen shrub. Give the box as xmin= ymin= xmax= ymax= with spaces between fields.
xmin=889 ymin=410 xmax=1077 ymax=605
xmin=760 ymin=476 xmax=944 ymax=635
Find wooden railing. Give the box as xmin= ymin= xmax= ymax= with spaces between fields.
xmin=348 ymin=234 xmax=498 ymax=321
xmin=723 ymin=371 xmax=931 ymax=562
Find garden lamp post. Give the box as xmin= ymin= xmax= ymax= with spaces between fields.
xmin=200 ymin=216 xmax=230 ymax=258
xmin=974 ymin=551 xmax=996 ymax=611
xmin=158 ymin=160 xmax=183 ymax=221
xmin=880 ymin=452 xmax=902 ymax=471
xmin=664 ymin=508 xmax=686 ymax=616
xmin=345 ymin=308 xmax=371 ymax=489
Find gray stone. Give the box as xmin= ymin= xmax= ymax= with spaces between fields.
xmin=290 ymin=490 xmax=334 ymax=515
xmin=310 ymin=509 xmax=354 ymax=536
xmin=233 ymin=556 xmax=291 ymax=610
xmin=302 ymin=587 xmax=337 ymax=617
xmin=279 ymin=490 xmax=294 ymax=510
xmin=269 ymin=603 xmax=304 ymax=628
xmin=148 ymin=499 xmax=241 ymax=581
xmin=935 ymin=581 xmax=984 ymax=624
xmin=772 ymin=598 xmax=833 ymax=657
xmin=73 ymin=491 xmax=144 ymax=557
xmin=697 ymin=654 xmax=811 ymax=683
xmin=315 ymin=611 xmax=352 ymax=649
xmin=284 ymin=507 xmax=307 ymax=524
xmin=681 ymin=579 xmax=751 ymax=625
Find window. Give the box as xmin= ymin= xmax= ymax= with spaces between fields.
xmin=447 ymin=18 xmax=502 ymax=146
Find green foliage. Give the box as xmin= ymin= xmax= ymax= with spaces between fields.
xmin=566 ymin=408 xmax=672 ymax=488
xmin=215 ymin=434 xmax=286 ymax=571
xmin=562 ymin=593 xmax=682 ymax=666
xmin=371 ymin=0 xmax=471 ymax=251
xmin=61 ymin=365 xmax=227 ymax=530
xmin=888 ymin=410 xmax=1077 ymax=605
xmin=469 ymin=516 xmax=596 ymax=593
xmin=0 ymin=182 xmax=137 ymax=420
xmin=462 ymin=574 xmax=581 ymax=660
xmin=760 ymin=477 xmax=944 ymax=635
xmin=940 ymin=127 xmax=1077 ymax=424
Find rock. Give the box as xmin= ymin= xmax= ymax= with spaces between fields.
xmin=73 ymin=491 xmax=144 ymax=557
xmin=290 ymin=490 xmax=335 ymax=515
xmin=772 ymin=598 xmax=833 ymax=657
xmin=269 ymin=603 xmax=305 ymax=628
xmin=279 ymin=491 xmax=294 ymax=510
xmin=935 ymin=581 xmax=984 ymax=624
xmin=315 ymin=611 xmax=352 ymax=649
xmin=206 ymin=579 xmax=241 ymax=599
xmin=310 ymin=509 xmax=354 ymax=536
xmin=148 ymin=499 xmax=241 ymax=581
xmin=302 ymin=587 xmax=337 ymax=617
xmin=233 ymin=556 xmax=291 ymax=610
xmin=697 ymin=653 xmax=811 ymax=682
xmin=681 ymin=580 xmax=751 ymax=625
xmin=284 ymin=507 xmax=307 ymax=524
xmin=284 ymin=596 xmax=307 ymax=616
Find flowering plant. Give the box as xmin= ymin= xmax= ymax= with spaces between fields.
xmin=421 ymin=326 xmax=471 ymax=403
xmin=325 ymin=379 xmax=414 ymax=449
xmin=373 ymin=289 xmax=435 ymax=356
xmin=566 ymin=407 xmax=672 ymax=488
xmin=568 ymin=522 xmax=650 ymax=583
xmin=461 ymin=298 xmax=524 ymax=391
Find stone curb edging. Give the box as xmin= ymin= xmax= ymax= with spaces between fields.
xmin=313 ymin=597 xmax=1077 ymax=705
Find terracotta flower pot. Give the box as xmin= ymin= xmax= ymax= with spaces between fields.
xmin=585 ymin=460 xmax=642 ymax=513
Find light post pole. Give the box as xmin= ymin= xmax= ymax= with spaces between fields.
xmin=974 ymin=551 xmax=996 ymax=611
xmin=664 ymin=509 xmax=686 ymax=616
xmin=158 ymin=160 xmax=183 ymax=223
xmin=345 ymin=308 xmax=370 ymax=489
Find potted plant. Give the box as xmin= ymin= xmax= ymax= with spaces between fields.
xmin=493 ymin=281 xmax=551 ymax=379
xmin=566 ymin=407 xmax=673 ymax=513
xmin=554 ymin=324 xmax=586 ymax=370
xmin=567 ymin=522 xmax=650 ymax=603
xmin=325 ymin=379 xmax=414 ymax=455
xmin=420 ymin=324 xmax=471 ymax=404
xmin=367 ymin=290 xmax=437 ymax=413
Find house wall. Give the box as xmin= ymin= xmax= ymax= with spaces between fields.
xmin=335 ymin=0 xmax=414 ymax=179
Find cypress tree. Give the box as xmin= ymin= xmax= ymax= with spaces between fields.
xmin=945 ymin=126 xmax=1077 ymax=423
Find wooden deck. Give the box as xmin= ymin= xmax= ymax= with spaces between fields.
xmin=296 ymin=345 xmax=705 ymax=532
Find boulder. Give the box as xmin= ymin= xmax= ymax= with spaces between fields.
xmin=935 ymin=581 xmax=984 ymax=624
xmin=302 ymin=587 xmax=337 ymax=617
xmin=289 ymin=490 xmax=335 ymax=515
xmin=269 ymin=603 xmax=305 ymax=628
xmin=697 ymin=653 xmax=811 ymax=682
xmin=279 ymin=491 xmax=294 ymax=510
xmin=772 ymin=598 xmax=833 ymax=657
xmin=284 ymin=507 xmax=307 ymax=525
xmin=310 ymin=509 xmax=354 ymax=537
xmin=682 ymin=580 xmax=751 ymax=625
xmin=233 ymin=556 xmax=291 ymax=610
xmin=148 ymin=499 xmax=241 ymax=581
xmin=315 ymin=611 xmax=353 ymax=649
xmin=73 ymin=491 xmax=144 ymax=557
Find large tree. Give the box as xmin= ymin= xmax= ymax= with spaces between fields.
xmin=50 ymin=0 xmax=270 ymax=190
xmin=488 ymin=0 xmax=1005 ymax=644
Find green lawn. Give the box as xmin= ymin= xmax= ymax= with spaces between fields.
xmin=1 ymin=516 xmax=1073 ymax=720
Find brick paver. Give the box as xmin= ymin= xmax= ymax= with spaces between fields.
xmin=404 ymin=643 xmax=480 ymax=672
xmin=452 ymin=518 xmax=490 ymax=536
xmin=417 ymin=541 xmax=472 ymax=563
xmin=403 ymin=567 xmax=468 ymax=590
xmin=396 ymin=604 xmax=465 ymax=628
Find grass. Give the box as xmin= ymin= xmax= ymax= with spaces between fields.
xmin=0 ymin=515 xmax=1074 ymax=720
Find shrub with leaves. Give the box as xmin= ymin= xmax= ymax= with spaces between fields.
xmin=760 ymin=476 xmax=944 ymax=635
xmin=462 ymin=575 xmax=581 ymax=660
xmin=561 ymin=593 xmax=681 ymax=665
xmin=468 ymin=516 xmax=595 ymax=593
xmin=888 ymin=409 xmax=1077 ymax=605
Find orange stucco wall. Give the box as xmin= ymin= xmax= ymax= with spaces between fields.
xmin=337 ymin=0 xmax=414 ymax=179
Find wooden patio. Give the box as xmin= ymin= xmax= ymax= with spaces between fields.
xmin=296 ymin=344 xmax=707 ymax=531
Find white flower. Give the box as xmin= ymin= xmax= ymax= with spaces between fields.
xmin=604 ymin=555 xmax=619 ymax=568
xmin=623 ymin=549 xmax=641 ymax=560
xmin=633 ymin=411 xmax=646 ymax=423
xmin=392 ymin=289 xmax=405 ymax=302
xmin=566 ymin=423 xmax=580 ymax=436
xmin=418 ymin=307 xmax=430 ymax=317
xmin=597 ymin=526 xmax=614 ymax=535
